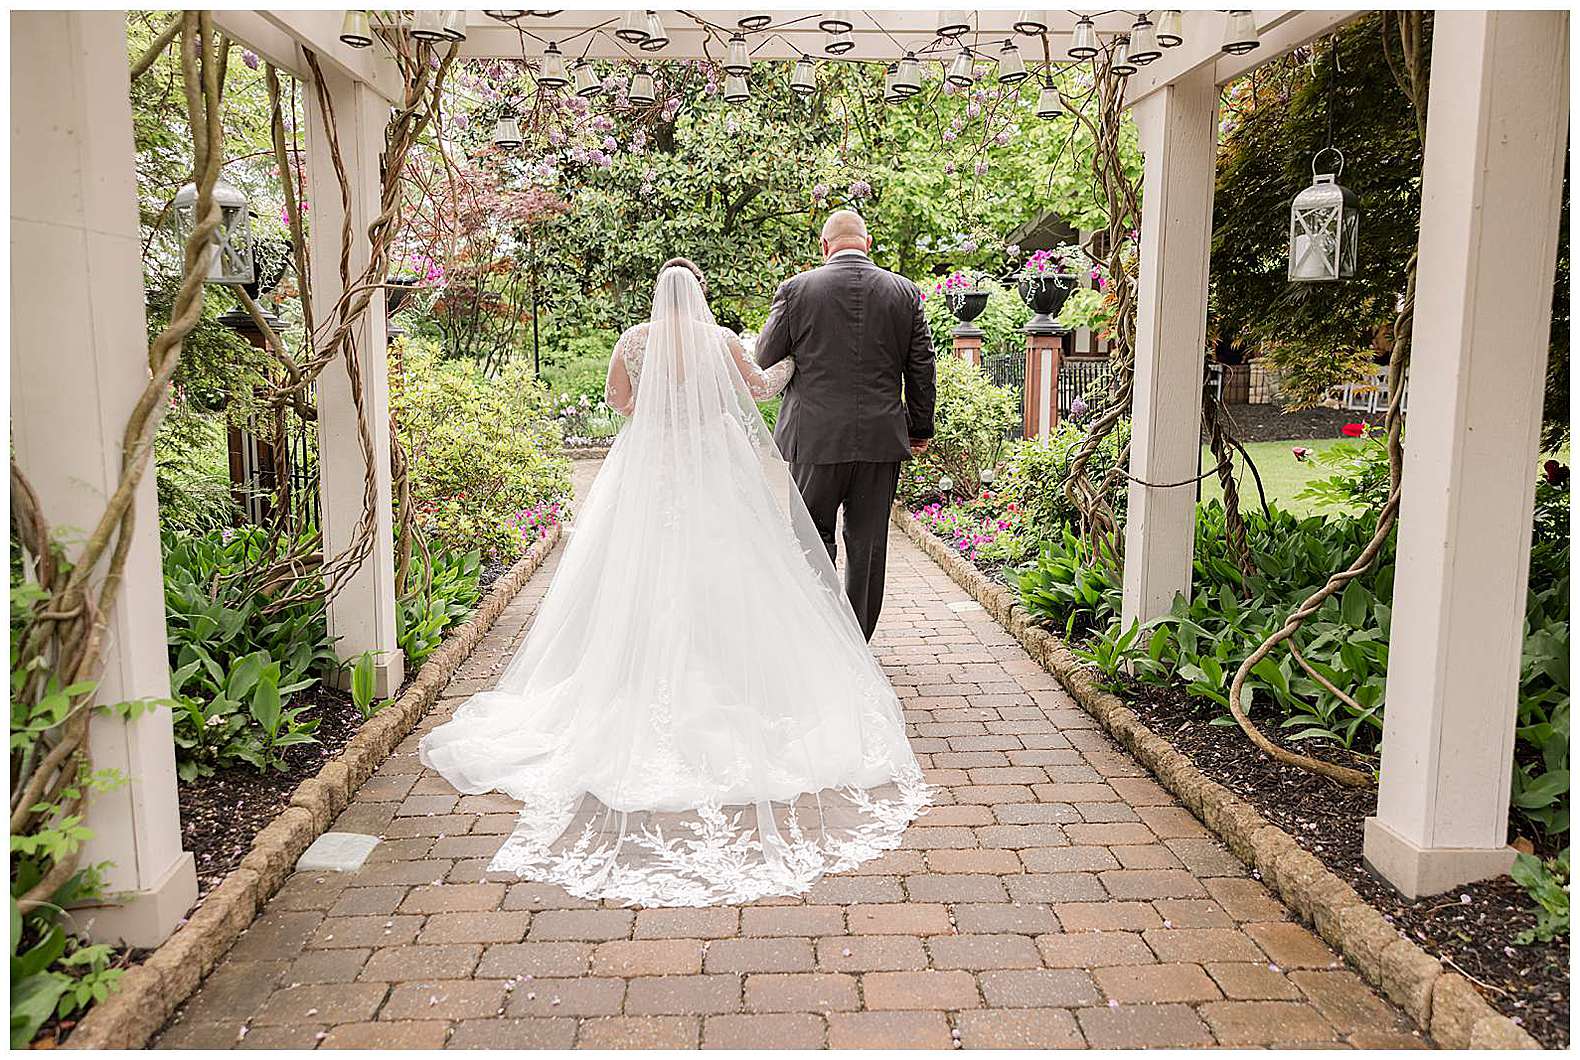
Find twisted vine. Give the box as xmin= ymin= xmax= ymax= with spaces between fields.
xmin=1224 ymin=13 xmax=1428 ymax=786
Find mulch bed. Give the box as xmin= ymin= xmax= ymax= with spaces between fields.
xmin=176 ymin=684 xmax=367 ymax=903
xmin=1123 ymin=681 xmax=1570 ymax=1048
xmin=1224 ymin=401 xmax=1362 ymax=441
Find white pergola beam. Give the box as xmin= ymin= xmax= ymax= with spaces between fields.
xmin=304 ymin=64 xmax=406 ymax=697
xmin=213 ymin=10 xmax=404 ymax=102
xmin=1121 ymin=62 xmax=1219 ymax=628
xmin=1126 ymin=9 xmax=1361 ymax=103
xmin=1364 ymin=9 xmax=1569 ymax=899
xmin=10 ymin=10 xmax=196 ymax=947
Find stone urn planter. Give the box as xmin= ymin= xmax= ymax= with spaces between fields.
xmin=1017 ymin=272 xmax=1076 ymax=331
xmin=946 ymin=287 xmax=990 ymax=327
xmin=386 ymin=276 xmax=419 ymax=318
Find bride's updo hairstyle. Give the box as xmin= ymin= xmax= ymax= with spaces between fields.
xmin=660 ymin=256 xmax=707 ymax=295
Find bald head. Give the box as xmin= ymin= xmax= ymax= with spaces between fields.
xmin=820 ymin=209 xmax=871 ymax=259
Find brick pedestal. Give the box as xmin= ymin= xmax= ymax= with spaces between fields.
xmin=1023 ymin=327 xmax=1070 ymax=441
xmin=950 ymin=324 xmax=984 ymax=367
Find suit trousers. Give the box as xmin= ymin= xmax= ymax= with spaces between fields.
xmin=790 ymin=460 xmax=901 ymax=641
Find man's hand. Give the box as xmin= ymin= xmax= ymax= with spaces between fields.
xmin=909 ymin=438 xmax=930 ymax=456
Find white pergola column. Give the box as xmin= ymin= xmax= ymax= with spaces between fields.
xmin=1364 ymin=10 xmax=1569 ymax=899
xmin=1121 ymin=64 xmax=1218 ymax=627
xmin=10 ymin=10 xmax=195 ymax=946
xmin=304 ymin=62 xmax=404 ymax=696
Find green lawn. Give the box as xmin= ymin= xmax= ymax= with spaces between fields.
xmin=1197 ymin=438 xmax=1347 ymax=517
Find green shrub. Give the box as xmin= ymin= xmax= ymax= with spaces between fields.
xmin=392 ymin=338 xmax=572 ymax=562
xmin=899 ymin=353 xmax=1018 ymax=502
xmin=537 ymin=327 xmax=619 ymax=400
xmin=163 ymin=528 xmax=338 ymax=779
xmin=398 ymin=546 xmax=483 ymax=669
xmin=1511 ymin=849 xmax=1570 ymax=944
xmin=997 ymin=422 xmax=1131 ymax=545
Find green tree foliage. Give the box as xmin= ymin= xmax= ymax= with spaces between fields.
xmin=1210 ymin=15 xmax=1428 ymax=399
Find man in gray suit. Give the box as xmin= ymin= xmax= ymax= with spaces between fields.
xmin=755 ymin=210 xmax=936 ymax=640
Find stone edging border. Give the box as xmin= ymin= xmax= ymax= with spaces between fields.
xmin=66 ymin=525 xmax=564 ymax=1050
xmin=561 ymin=445 xmax=611 ymax=461
xmin=892 ymin=505 xmax=1540 ymax=1051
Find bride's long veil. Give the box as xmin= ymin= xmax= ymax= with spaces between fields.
xmin=420 ymin=267 xmax=928 ymax=907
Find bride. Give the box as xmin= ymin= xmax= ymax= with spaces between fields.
xmin=419 ymin=259 xmax=929 ymax=907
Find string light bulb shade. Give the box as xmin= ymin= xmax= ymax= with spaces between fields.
xmin=491 ymin=115 xmax=524 ymax=150
xmin=1012 ymin=11 xmax=1049 ymax=35
xmin=824 ymin=29 xmax=854 ymax=55
xmin=817 ymin=11 xmax=853 ymax=34
xmin=615 ymin=10 xmax=650 ymax=43
xmin=1156 ymin=10 xmax=1184 ymax=47
xmin=1128 ymin=15 xmax=1162 ymax=64
xmin=883 ymin=63 xmax=905 ymax=104
xmin=537 ymin=41 xmax=570 ymax=89
xmin=628 ymin=68 xmax=657 ymax=105
xmin=1110 ymin=35 xmax=1136 ymax=76
xmin=937 ymin=10 xmax=971 ymax=39
xmin=440 ymin=9 xmax=468 ymax=41
xmin=997 ymin=40 xmax=1027 ymax=84
xmin=1223 ymin=10 xmax=1260 ymax=55
xmin=639 ymin=11 xmax=669 ymax=51
xmin=1068 ymin=16 xmax=1099 ymax=60
xmin=724 ymin=33 xmax=751 ymax=75
xmin=1035 ymin=78 xmax=1061 ymax=119
xmin=483 ymin=10 xmax=528 ymax=20
xmin=723 ymin=73 xmax=750 ymax=103
xmin=410 ymin=8 xmax=448 ymax=41
xmin=947 ymin=47 xmax=976 ymax=88
xmin=893 ymin=53 xmax=923 ymax=96
xmin=790 ymin=55 xmax=817 ymax=96
xmin=573 ymin=60 xmax=602 ymax=97
xmin=736 ymin=12 xmax=771 ymax=31
xmin=339 ymin=10 xmax=374 ymax=47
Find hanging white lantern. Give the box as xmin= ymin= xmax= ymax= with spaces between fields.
xmin=1012 ymin=11 xmax=1048 ymax=35
xmin=997 ymin=40 xmax=1028 ymax=84
xmin=1034 ymin=78 xmax=1061 ymax=119
xmin=339 ymin=10 xmax=373 ymax=48
xmin=893 ymin=53 xmax=923 ymax=96
xmin=1068 ymin=16 xmax=1099 ymax=60
xmin=172 ymin=179 xmax=254 ymax=285
xmin=628 ymin=68 xmax=657 ymax=105
xmin=1129 ymin=15 xmax=1162 ymax=64
xmin=937 ymin=11 xmax=971 ymax=39
xmin=824 ymin=29 xmax=854 ymax=56
xmin=723 ymin=73 xmax=750 ymax=104
xmin=573 ymin=59 xmax=602 ymax=97
xmin=537 ymin=42 xmax=570 ymax=89
xmin=946 ymin=47 xmax=975 ymax=88
xmin=1288 ymin=148 xmax=1359 ymax=282
xmin=615 ymin=10 xmax=649 ymax=43
xmin=790 ymin=55 xmax=817 ymax=97
xmin=724 ymin=33 xmax=751 ymax=76
xmin=818 ymin=11 xmax=853 ymax=34
xmin=411 ymin=8 xmax=448 ymax=41
xmin=441 ymin=9 xmax=468 ymax=41
xmin=1110 ymin=35 xmax=1136 ymax=76
xmin=491 ymin=115 xmax=523 ymax=150
xmin=737 ymin=12 xmax=771 ymax=31
xmin=1156 ymin=10 xmax=1184 ymax=48
xmin=1223 ymin=10 xmax=1260 ymax=55
xmin=639 ymin=11 xmax=668 ymax=51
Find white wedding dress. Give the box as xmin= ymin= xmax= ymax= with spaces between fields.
xmin=419 ymin=267 xmax=929 ymax=907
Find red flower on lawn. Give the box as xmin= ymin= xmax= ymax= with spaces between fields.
xmin=1341 ymin=422 xmax=1368 ymax=438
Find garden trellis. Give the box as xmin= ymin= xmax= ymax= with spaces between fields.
xmin=7 ymin=9 xmax=1567 ymax=959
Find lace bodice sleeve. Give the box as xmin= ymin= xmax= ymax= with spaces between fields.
xmin=604 ymin=324 xmax=647 ymax=416
xmin=725 ymin=328 xmax=794 ymax=400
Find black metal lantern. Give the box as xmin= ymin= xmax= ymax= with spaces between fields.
xmin=1288 ymin=148 xmax=1359 ymax=282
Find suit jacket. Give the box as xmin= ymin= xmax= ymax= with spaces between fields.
xmin=754 ymin=252 xmax=936 ymax=465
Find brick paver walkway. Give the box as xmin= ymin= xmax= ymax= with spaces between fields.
xmin=154 ymin=463 xmax=1424 ymax=1050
